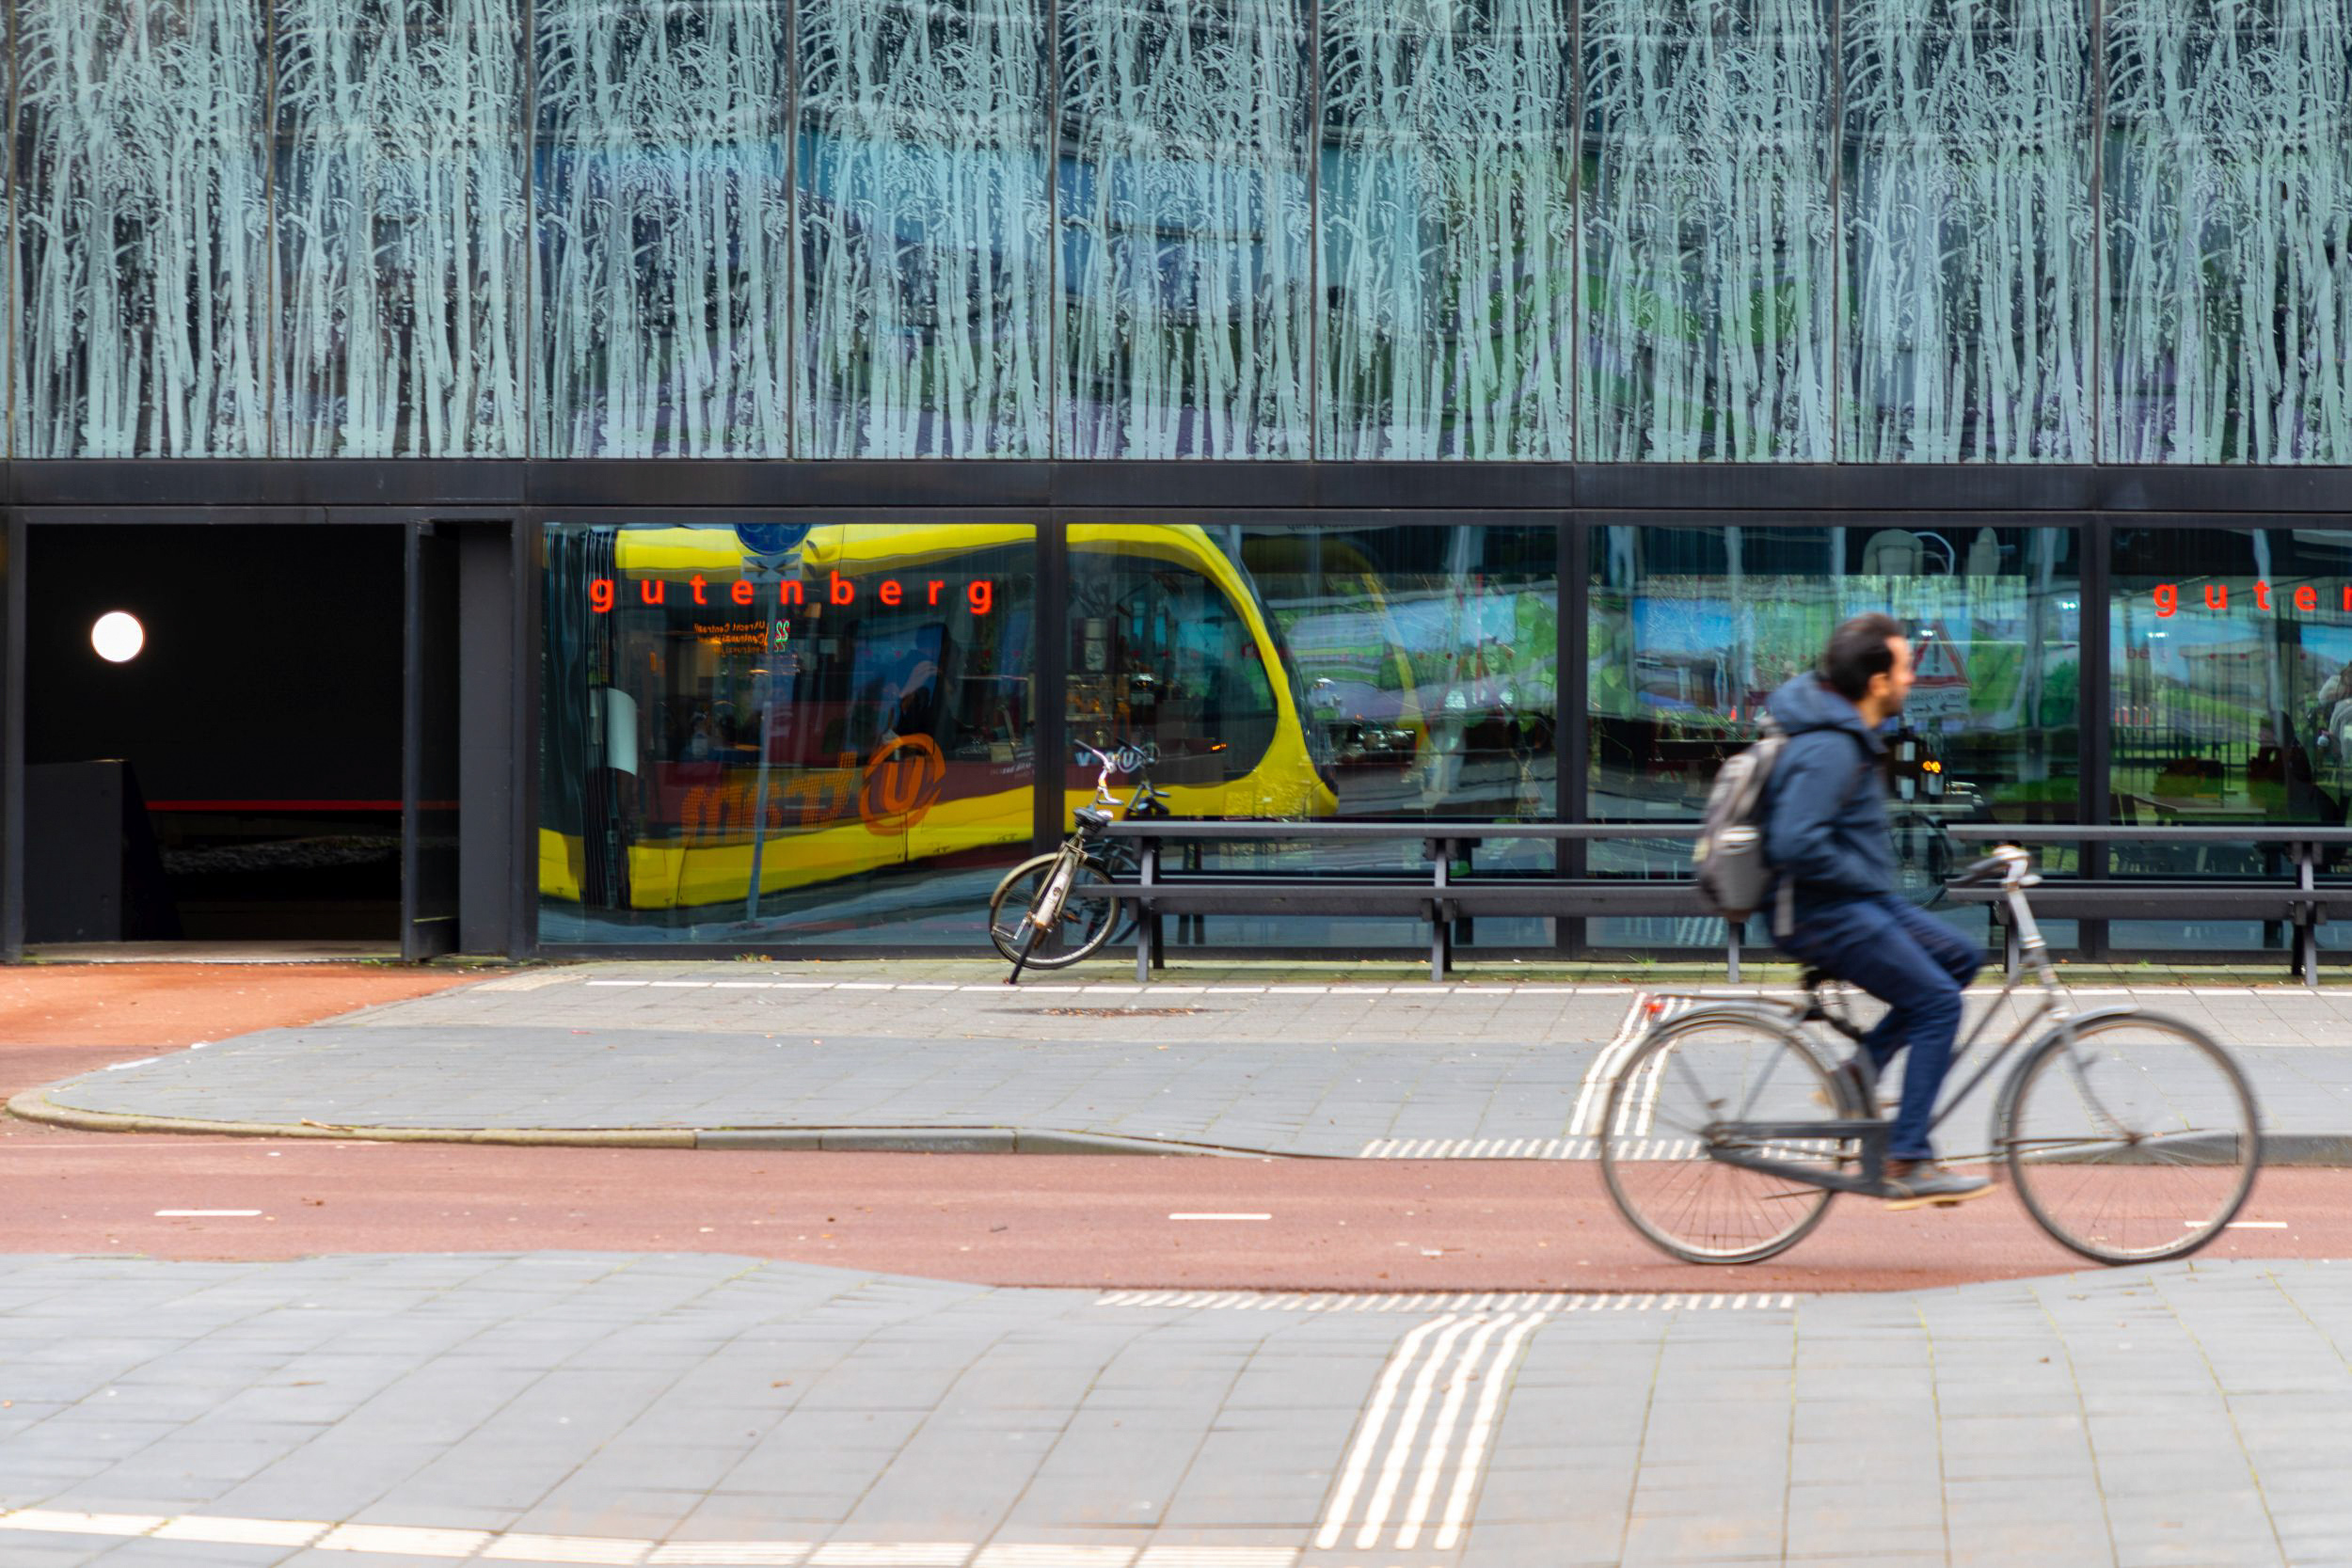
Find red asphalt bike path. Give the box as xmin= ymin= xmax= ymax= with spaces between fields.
xmin=2 ymin=1137 xmax=2344 ymax=1292
xmin=2 ymin=962 xmax=2343 ymax=1294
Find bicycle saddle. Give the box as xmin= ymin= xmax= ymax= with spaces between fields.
xmin=1073 ymin=807 xmax=1114 ymax=830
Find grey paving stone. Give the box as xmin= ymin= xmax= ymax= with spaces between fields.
xmin=28 ymin=961 xmax=2352 ymax=1157
xmin=2 ymin=1254 xmax=2348 ymax=1566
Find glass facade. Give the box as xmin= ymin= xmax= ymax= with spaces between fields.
xmin=2 ymin=0 xmax=2346 ymax=461
xmin=2108 ymin=528 xmax=2352 ymax=948
xmin=541 ymin=522 xmax=1039 ymax=943
xmin=1588 ymin=523 xmax=2083 ymax=946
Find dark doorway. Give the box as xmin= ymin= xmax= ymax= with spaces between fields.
xmin=24 ymin=525 xmax=405 ymax=942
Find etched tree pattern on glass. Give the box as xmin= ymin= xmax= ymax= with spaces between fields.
xmin=1843 ymin=0 xmax=2092 ymax=462
xmin=15 ymin=0 xmax=267 ymax=458
xmin=1319 ymin=0 xmax=1574 ymax=460
xmin=2104 ymin=0 xmax=2352 ymax=463
xmin=277 ymin=0 xmax=527 ymax=457
xmin=534 ymin=0 xmax=790 ymax=458
xmin=1060 ymin=0 xmax=1311 ymax=458
xmin=798 ymin=0 xmax=1051 ymax=458
xmin=1581 ymin=0 xmax=1834 ymax=461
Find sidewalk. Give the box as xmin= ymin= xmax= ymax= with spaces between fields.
xmin=0 ymin=1250 xmax=2345 ymax=1568
xmin=15 ymin=959 xmax=2352 ymax=1160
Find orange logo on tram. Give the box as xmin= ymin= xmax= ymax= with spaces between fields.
xmin=862 ymin=735 xmax=946 ymax=834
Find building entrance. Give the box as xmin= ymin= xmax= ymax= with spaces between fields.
xmin=23 ymin=525 xmax=407 ymax=948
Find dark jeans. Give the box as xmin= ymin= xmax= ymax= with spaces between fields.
xmin=1773 ymin=894 xmax=1982 ymax=1162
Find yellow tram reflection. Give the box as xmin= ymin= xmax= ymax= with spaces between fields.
xmin=540 ymin=522 xmax=1337 ymax=914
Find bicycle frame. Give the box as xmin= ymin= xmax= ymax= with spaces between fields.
xmin=1671 ymin=857 xmax=2108 ymax=1193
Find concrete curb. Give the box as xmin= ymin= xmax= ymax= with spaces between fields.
xmin=15 ymin=1089 xmax=2352 ymax=1164
xmin=4 ymin=1091 xmax=1254 ymax=1157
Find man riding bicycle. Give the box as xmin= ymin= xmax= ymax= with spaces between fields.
xmin=1762 ymin=612 xmax=1992 ymax=1210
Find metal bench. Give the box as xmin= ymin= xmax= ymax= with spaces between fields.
xmin=1944 ymin=825 xmax=2352 ymax=986
xmin=1101 ymin=821 xmax=1717 ymax=982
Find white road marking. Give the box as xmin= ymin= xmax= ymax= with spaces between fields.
xmin=1569 ymin=993 xmax=1666 ymax=1136
xmin=154 ymin=1516 xmax=330 ymax=1546
xmin=1395 ymin=1314 xmax=1510 ymax=1547
xmin=974 ymin=1548 xmax=1137 ymax=1568
xmin=1315 ymin=1315 xmax=1456 ymax=1551
xmin=1097 ymin=1290 xmax=1796 ymax=1313
xmin=1433 ymin=1312 xmax=1545 ymax=1549
xmin=1168 ymin=1212 xmax=1271 ymax=1221
xmin=0 ymin=1512 xmax=1287 ymax=1567
xmin=154 ymin=1210 xmax=262 ymax=1218
xmin=315 ymin=1522 xmax=495 ymax=1556
xmin=470 ymin=971 xmax=581 ymax=991
xmin=1353 ymin=1314 xmax=1481 ymax=1547
xmin=481 ymin=1531 xmax=655 ymax=1562
xmin=1317 ymin=1309 xmax=1547 ymax=1552
xmin=0 ymin=1510 xmax=169 ymax=1536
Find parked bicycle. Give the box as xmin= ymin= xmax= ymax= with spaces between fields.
xmin=1600 ymin=844 xmax=2263 ymax=1265
xmin=991 ymin=742 xmax=1168 ymax=982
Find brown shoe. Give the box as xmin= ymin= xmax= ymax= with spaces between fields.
xmin=1882 ymin=1159 xmax=1994 ymax=1212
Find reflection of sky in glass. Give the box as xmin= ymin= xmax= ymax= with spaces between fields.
xmin=2117 ymin=586 xmax=2352 ymax=684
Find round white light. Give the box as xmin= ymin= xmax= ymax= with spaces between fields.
xmin=91 ymin=611 xmax=145 ymax=663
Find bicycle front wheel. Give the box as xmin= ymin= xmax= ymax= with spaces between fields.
xmin=1600 ymin=1012 xmax=1853 ymax=1265
xmin=987 ymin=852 xmax=1119 ymax=970
xmin=2003 ymin=1012 xmax=2262 ymax=1264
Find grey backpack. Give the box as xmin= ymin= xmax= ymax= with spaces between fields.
xmin=1692 ymin=714 xmax=1796 ymax=937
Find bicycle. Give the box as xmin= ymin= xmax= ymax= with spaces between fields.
xmin=1599 ymin=845 xmax=2263 ymax=1266
xmin=990 ymin=742 xmax=1168 ymax=982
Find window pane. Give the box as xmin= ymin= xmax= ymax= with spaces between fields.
xmin=2111 ymin=529 xmax=2352 ymax=835
xmin=1066 ymin=524 xmax=1556 ymax=949
xmin=1240 ymin=526 xmax=1558 ymax=819
xmin=1589 ymin=524 xmax=2081 ymax=942
xmin=2110 ymin=528 xmax=2352 ymax=951
xmin=277 ymin=0 xmax=526 ymax=457
xmin=1060 ymin=0 xmax=1311 ymax=458
xmin=15 ymin=0 xmax=266 ymax=457
xmin=532 ymin=0 xmax=790 ymax=458
xmin=2103 ymin=0 xmax=2352 ymax=464
xmin=540 ymin=523 xmax=1037 ymax=944
xmin=797 ymin=0 xmax=1051 ymax=457
xmin=1319 ymin=0 xmax=1575 ymax=460
xmin=1842 ymin=0 xmax=2092 ymax=462
xmin=1581 ymin=0 xmax=1834 ymax=462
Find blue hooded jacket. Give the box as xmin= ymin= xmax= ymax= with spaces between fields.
xmin=1760 ymin=672 xmax=1896 ymax=913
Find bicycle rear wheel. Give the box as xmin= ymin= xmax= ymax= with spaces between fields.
xmin=987 ymin=853 xmax=1119 ymax=970
xmin=2002 ymin=1012 xmax=2261 ymax=1264
xmin=1599 ymin=1012 xmax=1854 ymax=1264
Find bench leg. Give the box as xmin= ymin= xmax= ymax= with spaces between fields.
xmin=1136 ymin=908 xmax=1152 ymax=984
xmin=2298 ymin=920 xmax=2318 ymax=990
xmin=1430 ymin=915 xmax=1449 ymax=984
xmin=1725 ymin=925 xmax=1740 ymax=985
xmin=1152 ymin=910 xmax=1165 ymax=972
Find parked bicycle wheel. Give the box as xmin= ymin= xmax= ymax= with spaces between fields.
xmin=1600 ymin=1012 xmax=1857 ymax=1264
xmin=987 ymin=853 xmax=1119 ymax=970
xmin=2001 ymin=1012 xmax=2262 ymax=1264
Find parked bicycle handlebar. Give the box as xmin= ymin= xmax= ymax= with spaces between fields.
xmin=1953 ymin=844 xmax=2039 ymax=888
